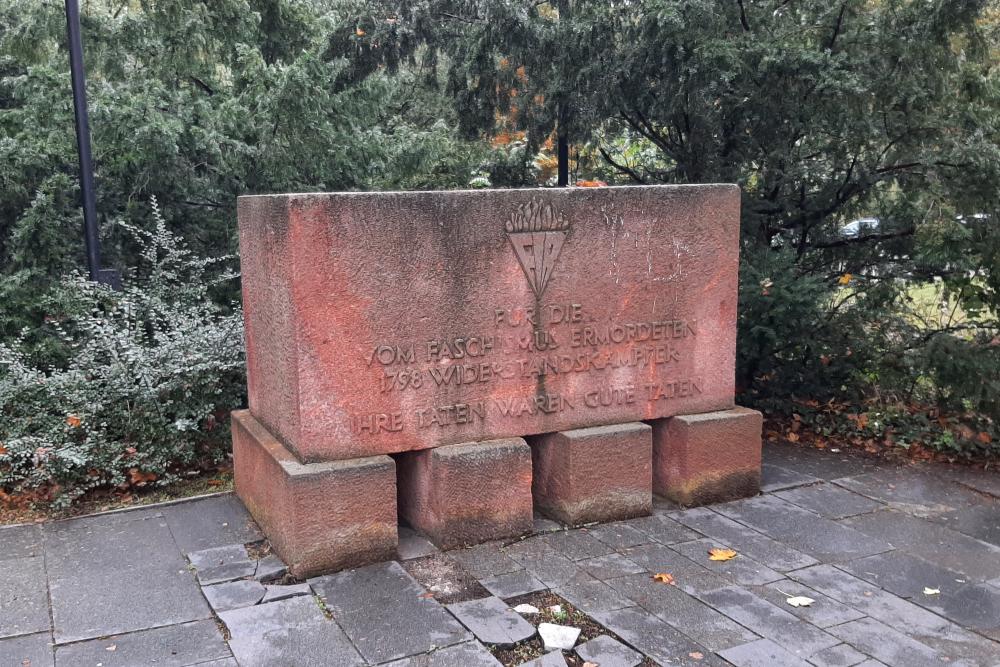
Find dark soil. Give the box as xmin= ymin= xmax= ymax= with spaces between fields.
xmin=400 ymin=553 xmax=490 ymax=604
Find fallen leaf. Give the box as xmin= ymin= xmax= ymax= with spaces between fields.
xmin=652 ymin=572 xmax=675 ymax=585
xmin=786 ymin=432 xmax=800 ymax=442
xmin=923 ymin=587 xmax=940 ymax=595
xmin=0 ymin=444 xmax=6 ymax=456
xmin=419 ymin=592 xmax=434 ymax=599
xmin=105 ymin=644 xmax=117 ymax=651
xmin=786 ymin=596 xmax=815 ymax=607
xmin=689 ymin=652 xmax=704 ymax=660
xmin=583 ymin=663 xmax=598 ymax=667
xmin=206 ymin=479 xmax=224 ymax=487
xmin=708 ymin=548 xmax=738 ymax=561
xmin=66 ymin=414 xmax=81 ymax=428
xmin=978 ymin=432 xmax=991 ymax=444
xmin=838 ymin=273 xmax=852 ymax=285
xmin=354 ymin=27 xmax=365 ymax=36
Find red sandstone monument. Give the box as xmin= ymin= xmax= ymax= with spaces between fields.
xmin=232 ymin=185 xmax=762 ymax=576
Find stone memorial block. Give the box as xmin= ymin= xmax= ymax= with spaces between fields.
xmin=233 ymin=185 xmax=760 ymax=572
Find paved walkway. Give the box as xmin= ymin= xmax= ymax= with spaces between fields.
xmin=2 ymin=443 xmax=999 ymax=667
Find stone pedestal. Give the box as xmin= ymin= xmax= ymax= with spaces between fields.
xmin=650 ymin=407 xmax=763 ymax=506
xmin=231 ymin=410 xmax=398 ymax=578
xmin=531 ymin=423 xmax=652 ymax=526
xmin=396 ymin=438 xmax=533 ymax=549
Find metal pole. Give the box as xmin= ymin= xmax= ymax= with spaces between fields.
xmin=64 ymin=0 xmax=102 ymax=282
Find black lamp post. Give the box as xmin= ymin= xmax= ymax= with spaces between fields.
xmin=64 ymin=0 xmax=118 ymax=287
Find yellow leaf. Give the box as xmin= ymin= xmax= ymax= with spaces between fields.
xmin=786 ymin=432 xmax=800 ymax=442
xmin=652 ymin=572 xmax=675 ymax=585
xmin=838 ymin=273 xmax=852 ymax=285
xmin=355 ymin=27 xmax=366 ymax=36
xmin=66 ymin=414 xmax=81 ymax=428
xmin=708 ymin=548 xmax=738 ymax=561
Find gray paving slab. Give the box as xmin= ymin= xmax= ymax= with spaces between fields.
xmin=220 ymin=595 xmax=364 ymax=667
xmin=585 ymin=522 xmax=651 ymax=549
xmin=577 ymin=552 xmax=645 ymax=580
xmin=853 ymin=661 xmax=889 ymax=667
xmin=807 ymin=643 xmax=868 ymax=667
xmin=261 ymin=583 xmax=312 ymax=603
xmin=763 ymin=442 xmax=881 ymax=480
xmin=842 ymin=510 xmax=1000 ymax=581
xmin=671 ymin=537 xmax=785 ymax=586
xmin=187 ymin=659 xmax=238 ymax=667
xmin=834 ymin=469 xmax=982 ymax=516
xmin=621 ymin=513 xmax=699 ymax=545
xmin=553 ymin=571 xmax=633 ymax=614
xmin=0 ymin=632 xmax=53 ymax=667
xmin=717 ymin=638 xmax=811 ymax=667
xmin=384 ymin=640 xmax=504 ymax=666
xmin=533 ymin=514 xmax=564 ymax=534
xmin=697 ymin=586 xmax=840 ymax=658
xmin=0 ymin=556 xmax=50 ymax=639
xmin=590 ymin=607 xmax=725 ymax=666
xmin=43 ymin=511 xmax=210 ymax=644
xmin=446 ymin=596 xmax=535 ymax=647
xmin=944 ymin=468 xmax=1000 ymax=499
xmin=757 ymin=581 xmax=865 ymax=629
xmin=253 ymin=554 xmax=288 ymax=582
xmin=775 ymin=482 xmax=884 ymax=519
xmin=450 ymin=542 xmax=524 ymax=578
xmin=54 ymin=619 xmax=230 ymax=667
xmin=309 ymin=561 xmax=470 ymax=664
xmin=161 ymin=493 xmax=262 ymax=553
xmin=479 ymin=570 xmax=547 ymax=599
xmin=542 ymin=530 xmax=616 ymax=561
xmin=672 ymin=507 xmax=818 ymax=572
xmin=713 ymin=495 xmax=892 ymax=562
xmin=605 ymin=573 xmax=758 ymax=651
xmin=187 ymin=544 xmax=256 ymax=585
xmin=519 ymin=651 xmax=567 ymax=666
xmin=838 ymin=550 xmax=967 ymax=598
xmin=0 ymin=524 xmax=42 ymax=561
xmin=927 ymin=503 xmax=1000 ymax=546
xmin=789 ymin=564 xmax=1000 ymax=665
xmin=399 ymin=528 xmax=440 ymax=560
xmin=620 ymin=542 xmax=731 ymax=594
xmin=825 ymin=618 xmax=957 ymax=667
xmin=203 ymin=580 xmax=266 ymax=612
xmin=575 ymin=634 xmax=643 ymax=667
xmin=761 ymin=463 xmax=821 ymax=492
xmin=505 ymin=540 xmax=581 ymax=587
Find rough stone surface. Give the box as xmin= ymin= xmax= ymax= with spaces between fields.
xmin=808 ymin=643 xmax=868 ymax=667
xmin=577 ymin=552 xmax=645 ymax=580
xmin=161 ymin=493 xmax=263 ymax=553
xmin=53 ymin=620 xmax=230 ymax=667
xmin=672 ymin=507 xmax=818 ymax=572
xmin=220 ymin=595 xmax=364 ymax=667
xmin=717 ymin=638 xmax=810 ymax=667
xmin=0 ymin=633 xmax=53 ymax=667
xmin=203 ymin=580 xmax=266 ymax=612
xmin=758 ymin=581 xmax=864 ymax=630
xmin=261 ymin=583 xmax=312 ymax=604
xmin=254 ymin=554 xmax=289 ymax=582
xmin=585 ymin=523 xmax=650 ymax=549
xmin=697 ymin=586 xmax=840 ymax=658
xmin=605 ymin=573 xmax=757 ymax=651
xmin=309 ymin=561 xmax=470 ymax=663
xmin=232 ymin=409 xmax=397 ymax=577
xmin=238 ymin=186 xmax=741 ymax=461
xmin=774 ymin=482 xmax=883 ymax=519
xmin=531 ymin=422 xmax=652 ymax=525
xmin=0 ymin=525 xmax=42 ymax=561
xmin=670 ymin=537 xmax=784 ymax=586
xmin=825 ymin=618 xmax=945 ymax=667
xmin=520 ymin=651 xmax=568 ymax=667
xmin=651 ymin=407 xmax=763 ymax=506
xmin=384 ymin=641 xmax=504 ymax=666
xmin=590 ymin=607 xmax=721 ymax=666
xmin=714 ymin=495 xmax=892 ymax=562
xmin=575 ymin=635 xmax=643 ymax=667
xmin=0 ymin=556 xmax=50 ymax=639
xmin=446 ymin=596 xmax=536 ymax=647
xmin=188 ymin=544 xmax=256 ymax=585
xmin=43 ymin=511 xmax=210 ymax=644
xmin=554 ymin=571 xmax=633 ymax=614
xmin=760 ymin=463 xmax=821 ymax=492
xmin=450 ymin=543 xmax=524 ymax=579
xmin=538 ymin=622 xmax=580 ymax=650
xmin=479 ymin=570 xmax=546 ymax=599
xmin=397 ymin=438 xmax=533 ymax=549
xmin=398 ymin=527 xmax=440 ymax=560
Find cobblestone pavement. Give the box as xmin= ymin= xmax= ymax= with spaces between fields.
xmin=3 ymin=442 xmax=999 ymax=666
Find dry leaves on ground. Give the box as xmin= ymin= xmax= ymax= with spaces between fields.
xmin=652 ymin=572 xmax=675 ymax=585
xmin=707 ymin=548 xmax=738 ymax=561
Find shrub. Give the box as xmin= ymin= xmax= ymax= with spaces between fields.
xmin=0 ymin=201 xmax=244 ymax=506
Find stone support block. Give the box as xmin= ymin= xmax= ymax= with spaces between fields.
xmin=531 ymin=423 xmax=652 ymax=526
xmin=651 ymin=407 xmax=762 ymax=506
xmin=231 ymin=410 xmax=397 ymax=578
xmin=396 ymin=438 xmax=533 ymax=549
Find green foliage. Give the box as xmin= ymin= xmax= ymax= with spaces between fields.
xmin=0 ymin=204 xmax=244 ymax=506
